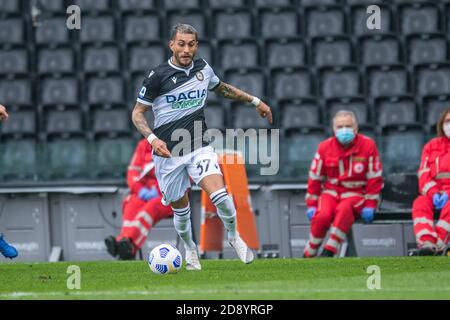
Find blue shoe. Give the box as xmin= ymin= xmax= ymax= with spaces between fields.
xmin=0 ymin=234 xmax=18 ymax=259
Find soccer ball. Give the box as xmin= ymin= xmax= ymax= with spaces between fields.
xmin=148 ymin=244 xmax=182 ymax=275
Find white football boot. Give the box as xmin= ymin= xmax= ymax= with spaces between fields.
xmin=185 ymin=246 xmax=202 ymax=271
xmin=229 ymin=233 xmax=254 ymax=264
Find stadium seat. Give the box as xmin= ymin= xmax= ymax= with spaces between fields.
xmin=233 ymin=103 xmax=271 ymax=129
xmin=94 ymin=137 xmax=135 ymax=179
xmin=259 ymin=9 xmax=299 ymax=38
xmin=0 ymin=48 xmax=28 ymax=74
xmin=219 ymin=40 xmax=259 ymax=69
xmin=423 ymin=95 xmax=450 ymax=131
xmin=280 ymin=99 xmax=322 ymax=129
xmin=38 ymin=0 xmax=66 ymax=12
xmin=124 ymin=15 xmax=160 ymax=43
xmin=0 ymin=18 xmax=24 ymax=44
xmin=93 ymin=109 xmax=131 ymax=134
xmin=213 ymin=10 xmax=252 ymax=40
xmin=40 ymin=77 xmax=79 ymax=105
xmin=164 ymin=0 xmax=200 ymax=9
xmin=359 ymin=35 xmax=401 ymax=66
xmin=266 ymin=39 xmax=305 ymax=68
xmin=0 ymin=110 xmax=35 ymax=136
xmin=300 ymin=0 xmax=340 ymax=5
xmin=0 ymin=0 xmax=21 ymax=13
xmin=207 ymin=0 xmax=248 ymax=8
xmin=87 ymin=77 xmax=124 ymax=104
xmin=168 ymin=10 xmax=207 ymax=39
xmin=46 ymin=138 xmax=90 ymax=179
xmin=83 ymin=46 xmax=120 ymax=73
xmin=197 ymin=41 xmax=213 ymax=65
xmin=45 ymin=110 xmax=83 ymax=135
xmin=0 ymin=139 xmax=37 ymax=181
xmin=381 ymin=127 xmax=424 ymax=174
xmin=271 ymin=68 xmax=313 ymax=99
xmin=128 ymin=44 xmax=166 ymax=72
xmin=346 ymin=0 xmax=385 ymax=4
xmin=255 ymin=0 xmax=291 ymax=7
xmin=415 ymin=64 xmax=450 ymax=97
xmin=282 ymin=131 xmax=327 ymax=180
xmin=35 ymin=17 xmax=70 ymax=44
xmin=350 ymin=5 xmax=392 ymax=35
xmin=225 ymin=69 xmax=265 ymax=100
xmin=0 ymin=79 xmax=32 ymax=105
xmin=407 ymin=34 xmax=447 ymax=65
xmin=375 ymin=96 xmax=418 ymax=127
xmin=367 ymin=65 xmax=409 ymax=98
xmin=327 ymin=97 xmax=370 ymax=126
xmin=118 ymin=0 xmax=156 ymax=11
xmin=38 ymin=47 xmax=75 ymax=74
xmin=71 ymin=0 xmax=111 ymax=12
xmin=320 ymin=67 xmax=360 ymax=99
xmin=399 ymin=3 xmax=440 ymax=35
xmin=312 ymin=36 xmax=353 ymax=67
xmin=204 ymin=103 xmax=227 ymax=130
xmin=306 ymin=7 xmax=345 ymax=37
xmin=80 ymin=16 xmax=115 ymax=43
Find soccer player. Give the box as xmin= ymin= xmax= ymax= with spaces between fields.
xmin=411 ymin=107 xmax=450 ymax=256
xmin=303 ymin=110 xmax=383 ymax=258
xmin=131 ymin=24 xmax=273 ymax=270
xmin=105 ymin=139 xmax=173 ymax=260
xmin=0 ymin=104 xmax=18 ymax=259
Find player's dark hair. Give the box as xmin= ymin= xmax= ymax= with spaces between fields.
xmin=170 ymin=23 xmax=198 ymax=41
xmin=436 ymin=107 xmax=450 ymax=137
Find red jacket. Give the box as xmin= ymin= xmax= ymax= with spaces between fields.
xmin=306 ymin=134 xmax=384 ymax=209
xmin=417 ymin=136 xmax=450 ymax=197
xmin=127 ymin=139 xmax=160 ymax=195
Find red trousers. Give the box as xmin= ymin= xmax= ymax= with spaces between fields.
xmin=412 ymin=195 xmax=450 ymax=249
xmin=304 ymin=194 xmax=364 ymax=257
xmin=117 ymin=194 xmax=173 ymax=252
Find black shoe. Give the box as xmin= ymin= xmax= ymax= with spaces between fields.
xmin=104 ymin=236 xmax=118 ymax=257
xmin=319 ymin=249 xmax=335 ymax=257
xmin=118 ymin=238 xmax=135 ymax=260
xmin=409 ymin=247 xmax=436 ymax=256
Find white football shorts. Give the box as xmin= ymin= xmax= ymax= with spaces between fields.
xmin=153 ymin=146 xmax=223 ymax=205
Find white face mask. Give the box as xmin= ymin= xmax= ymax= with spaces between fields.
xmin=445 ymin=122 xmax=450 ymax=138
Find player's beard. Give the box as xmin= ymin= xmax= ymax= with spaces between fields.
xmin=175 ymin=53 xmax=194 ymax=67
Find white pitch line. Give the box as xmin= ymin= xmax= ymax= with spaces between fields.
xmin=1 ymin=287 xmax=450 ymax=299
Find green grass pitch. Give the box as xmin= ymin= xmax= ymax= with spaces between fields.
xmin=0 ymin=257 xmax=449 ymax=300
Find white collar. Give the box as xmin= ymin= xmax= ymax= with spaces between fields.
xmin=168 ymin=58 xmax=194 ymax=76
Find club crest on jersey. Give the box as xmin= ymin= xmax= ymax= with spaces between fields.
xmin=196 ymin=71 xmax=204 ymax=82
xmin=166 ymin=89 xmax=207 ymax=109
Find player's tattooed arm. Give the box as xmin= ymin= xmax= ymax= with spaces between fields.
xmin=132 ymin=102 xmax=172 ymax=158
xmin=132 ymin=102 xmax=152 ymax=138
xmin=214 ymin=82 xmax=253 ymax=103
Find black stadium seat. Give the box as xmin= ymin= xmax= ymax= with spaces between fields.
xmin=375 ymin=96 xmax=418 ymax=127
xmin=46 ymin=110 xmax=83 ymax=135
xmin=281 ymin=100 xmax=322 ymax=129
xmin=399 ymin=3 xmax=440 ymax=36
xmin=207 ymin=0 xmax=248 ymax=8
xmin=128 ymin=45 xmax=166 ymax=72
xmin=214 ymin=10 xmax=252 ymax=40
xmin=38 ymin=0 xmax=66 ymax=12
xmin=80 ymin=16 xmax=115 ymax=43
xmin=168 ymin=10 xmax=207 ymax=39
xmin=0 ymin=79 xmax=32 ymax=105
xmin=219 ymin=40 xmax=259 ymax=69
xmin=46 ymin=138 xmax=90 ymax=179
xmin=306 ymin=7 xmax=344 ymax=37
xmin=260 ymin=9 xmax=299 ymax=38
xmin=266 ymin=39 xmax=305 ymax=68
xmin=164 ymin=0 xmax=200 ymax=9
xmin=0 ymin=18 xmax=24 ymax=44
xmin=0 ymin=48 xmax=28 ymax=74
xmin=83 ymin=46 xmax=120 ymax=73
xmin=124 ymin=15 xmax=161 ymax=43
xmin=118 ymin=0 xmax=156 ymax=11
xmin=93 ymin=109 xmax=131 ymax=134
xmin=87 ymin=77 xmax=124 ymax=104
xmin=423 ymin=96 xmax=450 ymax=131
xmin=35 ymin=17 xmax=70 ymax=45
xmin=94 ymin=137 xmax=135 ymax=179
xmin=71 ymin=0 xmax=111 ymax=12
xmin=407 ymin=34 xmax=448 ymax=65
xmin=367 ymin=65 xmax=409 ymax=98
xmin=416 ymin=64 xmax=450 ymax=97
xmin=225 ymin=69 xmax=265 ymax=100
xmin=41 ymin=77 xmax=79 ymax=105
xmin=0 ymin=139 xmax=37 ymax=181
xmin=312 ymin=36 xmax=353 ymax=67
xmin=1 ymin=110 xmax=35 ymax=136
xmin=271 ymin=68 xmax=313 ymax=99
xmin=359 ymin=35 xmax=401 ymax=66
xmin=320 ymin=67 xmax=360 ymax=99
xmin=0 ymin=0 xmax=21 ymax=13
xmin=327 ymin=97 xmax=370 ymax=126
xmin=38 ymin=48 xmax=75 ymax=74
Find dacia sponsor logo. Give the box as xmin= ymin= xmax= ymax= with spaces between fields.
xmin=166 ymin=89 xmax=207 ymax=109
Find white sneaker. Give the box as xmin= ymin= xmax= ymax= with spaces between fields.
xmin=229 ymin=233 xmax=254 ymax=264
xmin=185 ymin=247 xmax=202 ymax=271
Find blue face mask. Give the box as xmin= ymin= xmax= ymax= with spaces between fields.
xmin=336 ymin=128 xmax=355 ymax=145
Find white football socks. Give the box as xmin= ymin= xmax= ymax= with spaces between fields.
xmin=172 ymin=205 xmax=196 ymax=250
xmin=210 ymin=188 xmax=237 ymax=239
